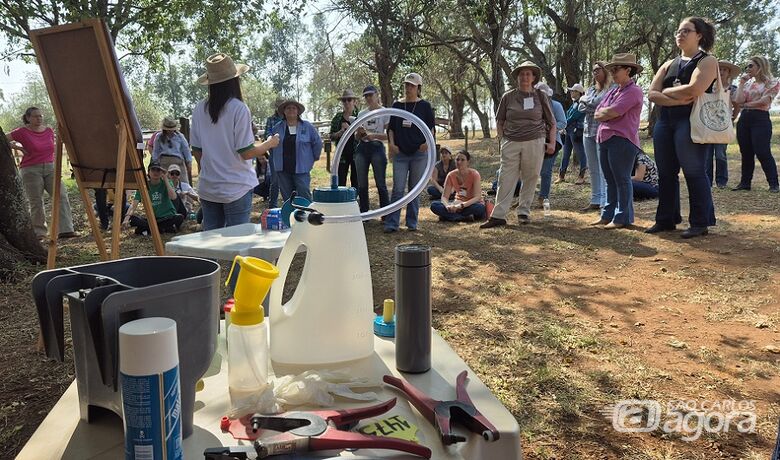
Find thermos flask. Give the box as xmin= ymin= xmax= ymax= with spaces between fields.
xmin=394 ymin=244 xmax=431 ymax=373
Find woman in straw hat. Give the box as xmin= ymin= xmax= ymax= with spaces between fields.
xmin=268 ymin=99 xmax=323 ymax=202
xmin=704 ymin=60 xmax=740 ymax=189
xmin=481 ymin=61 xmax=556 ymax=229
xmin=577 ymin=61 xmax=616 ymax=211
xmin=152 ymin=117 xmax=193 ymax=184
xmin=732 ymin=55 xmax=780 ymax=192
xmin=647 ymin=16 xmax=718 ymax=238
xmin=190 ymin=53 xmax=280 ymax=231
xmin=330 ymin=89 xmax=360 ymax=188
xmin=589 ymin=53 xmax=644 ymax=229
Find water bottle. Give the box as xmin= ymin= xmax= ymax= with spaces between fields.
xmin=543 ymin=199 xmax=551 ymax=217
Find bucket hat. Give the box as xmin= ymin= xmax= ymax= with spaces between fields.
xmin=511 ymin=61 xmax=542 ymax=83
xmin=717 ymin=60 xmax=741 ymax=80
xmin=196 ymin=53 xmax=250 ymax=86
xmin=161 ymin=117 xmax=179 ymax=131
xmin=338 ymin=89 xmax=358 ymax=101
xmin=277 ymin=99 xmax=305 ymax=117
xmin=604 ymin=53 xmax=643 ymax=73
xmin=567 ymin=83 xmax=586 ymax=93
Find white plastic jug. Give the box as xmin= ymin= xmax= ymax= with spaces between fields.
xmin=269 ymin=188 xmax=374 ymax=365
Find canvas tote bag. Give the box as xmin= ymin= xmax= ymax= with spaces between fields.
xmin=690 ymin=69 xmax=736 ymax=144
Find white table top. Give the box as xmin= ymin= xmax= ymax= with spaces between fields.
xmin=18 ymin=330 xmax=522 ymax=460
xmin=165 ymin=223 xmax=291 ymax=261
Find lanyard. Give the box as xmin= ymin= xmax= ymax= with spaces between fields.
xmin=674 ymin=51 xmax=704 ymax=85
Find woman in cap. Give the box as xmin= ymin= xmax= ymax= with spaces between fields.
xmin=732 ymin=55 xmax=780 ymax=192
xmin=268 ymin=99 xmax=323 ymax=202
xmin=190 ymin=53 xmax=280 ymax=231
xmin=384 ymin=72 xmax=436 ymax=233
xmin=430 ymin=150 xmax=485 ymax=222
xmin=536 ymin=82 xmax=567 ymax=207
xmin=557 ymin=83 xmax=587 ymax=184
xmin=355 ymin=85 xmax=391 ymax=212
xmin=590 ymin=53 xmax=644 ymax=229
xmin=578 ymin=61 xmax=615 ymax=211
xmin=6 ymin=106 xmax=77 ymax=239
xmin=481 ymin=61 xmax=556 ymax=228
xmin=152 ymin=117 xmax=193 ymax=183
xmin=647 ymin=17 xmax=718 ymax=238
xmin=330 ymin=89 xmax=360 ymax=188
xmin=427 ymin=145 xmax=456 ymax=200
xmin=705 ymin=60 xmax=740 ymax=188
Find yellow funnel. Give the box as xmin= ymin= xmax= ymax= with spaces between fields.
xmin=226 ymin=256 xmax=280 ymax=326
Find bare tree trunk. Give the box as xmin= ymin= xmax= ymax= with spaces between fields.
xmin=449 ymin=88 xmax=465 ymax=139
xmin=0 ymin=126 xmax=47 ymax=272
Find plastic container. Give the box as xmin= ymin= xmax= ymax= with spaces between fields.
xmin=269 ymin=187 xmax=374 ymax=365
xmin=543 ymin=199 xmax=551 ymax=217
xmin=226 ymin=256 xmax=279 ymax=411
xmin=265 ymin=208 xmax=288 ymax=231
xmin=119 ymin=317 xmax=183 ymax=460
xmin=395 ymin=244 xmax=432 ymax=373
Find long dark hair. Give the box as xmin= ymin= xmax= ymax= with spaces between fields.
xmin=206 ymin=77 xmax=243 ymax=123
xmin=22 ymin=106 xmax=39 ymax=124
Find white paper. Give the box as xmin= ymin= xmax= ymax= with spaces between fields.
xmin=523 ymin=97 xmax=534 ymax=110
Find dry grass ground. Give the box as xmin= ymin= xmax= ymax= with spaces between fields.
xmin=2 ymin=119 xmax=780 ymax=459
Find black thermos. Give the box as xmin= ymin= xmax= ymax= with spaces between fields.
xmin=394 ymin=244 xmax=431 ymax=373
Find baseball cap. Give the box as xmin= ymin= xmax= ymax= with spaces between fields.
xmin=362 ymin=85 xmax=379 ymax=96
xmin=149 ymin=160 xmax=165 ymax=171
xmin=403 ymin=73 xmax=423 ymax=86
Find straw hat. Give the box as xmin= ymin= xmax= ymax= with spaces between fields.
xmin=604 ymin=53 xmax=643 ymax=73
xmin=567 ymin=83 xmax=586 ymax=94
xmin=277 ymin=99 xmax=305 ymax=116
xmin=196 ymin=53 xmax=250 ymax=86
xmin=718 ymin=60 xmax=741 ymax=80
xmin=161 ymin=117 xmax=179 ymax=131
xmin=511 ymin=61 xmax=542 ymax=82
xmin=338 ymin=89 xmax=358 ymax=101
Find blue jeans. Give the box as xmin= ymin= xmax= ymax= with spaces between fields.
xmin=539 ymin=149 xmax=560 ymax=199
xmin=599 ymin=136 xmax=637 ymax=225
xmin=267 ymin=155 xmax=280 ymax=208
xmin=705 ymin=144 xmax=728 ymax=187
xmin=385 ymin=152 xmax=427 ymax=230
xmin=200 ymin=189 xmax=254 ymax=231
xmin=560 ymin=126 xmax=586 ymax=176
xmin=736 ymin=109 xmax=778 ymax=187
xmin=277 ymin=172 xmax=312 ymax=203
xmin=430 ymin=201 xmax=486 ymax=222
xmin=633 ymin=180 xmax=659 ymax=200
xmin=653 ymin=116 xmax=716 ymax=228
xmin=355 ymin=141 xmax=390 ymax=212
xmin=583 ymin=136 xmax=606 ymax=206
xmin=427 ymin=185 xmax=442 ymax=200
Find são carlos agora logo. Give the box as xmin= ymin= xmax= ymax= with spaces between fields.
xmin=699 ymin=100 xmax=731 ymax=132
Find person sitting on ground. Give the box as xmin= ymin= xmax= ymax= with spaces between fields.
xmin=632 ymin=151 xmax=659 ymax=200
xmin=430 ymin=150 xmax=485 ymax=222
xmin=122 ymin=161 xmax=184 ymax=235
xmin=427 ymin=145 xmax=456 ymax=200
xmin=168 ymin=164 xmax=199 ymax=217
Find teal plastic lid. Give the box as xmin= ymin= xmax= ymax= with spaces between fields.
xmin=280 ymin=196 xmax=312 ymax=227
xmin=313 ymin=186 xmax=357 ymax=203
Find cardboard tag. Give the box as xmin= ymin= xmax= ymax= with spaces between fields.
xmin=523 ymin=97 xmax=534 ymax=110
xmin=357 ymin=415 xmax=419 ymax=443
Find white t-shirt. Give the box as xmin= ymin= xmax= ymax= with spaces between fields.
xmin=190 ymin=98 xmax=257 ymax=203
xmin=357 ymin=107 xmax=390 ymax=139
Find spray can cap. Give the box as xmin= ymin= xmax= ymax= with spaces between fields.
xmin=226 ymin=256 xmax=279 ymax=326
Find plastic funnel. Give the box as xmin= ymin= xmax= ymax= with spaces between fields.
xmin=227 ymin=256 xmax=279 ymax=325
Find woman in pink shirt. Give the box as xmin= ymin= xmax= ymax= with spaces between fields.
xmin=590 ymin=53 xmax=644 ymax=229
xmin=430 ymin=150 xmax=485 ymax=222
xmin=7 ymin=107 xmax=76 ymax=238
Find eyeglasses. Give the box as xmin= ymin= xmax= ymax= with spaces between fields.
xmin=675 ymin=28 xmax=696 ymax=36
xmin=746 ymin=63 xmax=755 ymax=69
xmin=169 ymin=171 xmax=180 ymax=176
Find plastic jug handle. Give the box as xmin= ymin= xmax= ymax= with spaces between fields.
xmin=269 ymin=232 xmax=302 ymax=318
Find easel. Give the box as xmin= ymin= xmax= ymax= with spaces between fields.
xmin=30 ymin=19 xmax=164 ymax=267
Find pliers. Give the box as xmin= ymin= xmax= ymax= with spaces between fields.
xmin=383 ymin=371 xmax=500 ymax=445
xmin=219 ymin=398 xmax=431 ymax=458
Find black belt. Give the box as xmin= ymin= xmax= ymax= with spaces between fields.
xmin=160 ymin=154 xmax=182 ymax=158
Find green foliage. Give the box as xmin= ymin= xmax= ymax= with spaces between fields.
xmin=129 ymin=87 xmax=169 ymax=131
xmin=0 ymin=74 xmax=53 ymax=132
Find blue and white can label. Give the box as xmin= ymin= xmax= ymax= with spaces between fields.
xmin=121 ymin=366 xmax=183 ymax=460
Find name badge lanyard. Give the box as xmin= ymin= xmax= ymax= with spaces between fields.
xmin=674 ymin=51 xmax=704 ymax=86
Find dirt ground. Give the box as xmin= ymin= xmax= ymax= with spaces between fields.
xmin=2 ymin=128 xmax=780 ymax=459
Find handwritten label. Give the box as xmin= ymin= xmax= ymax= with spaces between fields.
xmin=357 ymin=415 xmax=419 ymax=442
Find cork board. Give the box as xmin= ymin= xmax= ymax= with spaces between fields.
xmin=29 ymin=19 xmax=144 ymax=188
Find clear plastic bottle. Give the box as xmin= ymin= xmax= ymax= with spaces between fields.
xmin=543 ymin=198 xmax=551 ymax=217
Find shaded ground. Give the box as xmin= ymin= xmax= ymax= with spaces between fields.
xmin=2 ymin=122 xmax=780 ymax=459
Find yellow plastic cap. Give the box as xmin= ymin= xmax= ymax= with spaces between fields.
xmin=227 ymin=256 xmax=280 ymax=326
xmin=383 ymin=299 xmax=395 ymax=323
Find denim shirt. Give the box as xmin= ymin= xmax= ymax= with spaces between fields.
xmin=152 ymin=131 xmax=192 ymax=162
xmin=551 ymin=100 xmax=567 ymax=146
xmin=578 ymin=84 xmax=616 ymax=138
xmin=269 ymin=120 xmax=323 ymax=174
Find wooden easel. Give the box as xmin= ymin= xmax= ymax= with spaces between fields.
xmin=30 ymin=19 xmax=164 ymax=267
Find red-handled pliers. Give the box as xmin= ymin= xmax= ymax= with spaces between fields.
xmin=224 ymin=398 xmax=431 ymax=458
xmin=383 ymin=371 xmax=500 ymax=445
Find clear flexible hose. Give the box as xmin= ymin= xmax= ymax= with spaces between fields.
xmin=322 ymin=107 xmax=436 ymax=224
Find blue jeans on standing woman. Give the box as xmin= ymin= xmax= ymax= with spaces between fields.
xmin=705 ymin=143 xmax=729 ymax=187
xmin=583 ymin=136 xmax=606 ymax=206
xmin=538 ymin=148 xmax=560 ymax=199
xmin=652 ymin=115 xmax=716 ymax=228
xmin=355 ymin=141 xmax=390 ymax=212
xmin=560 ymin=126 xmax=587 ymax=177
xmin=599 ymin=136 xmax=638 ymax=225
xmin=736 ymin=109 xmax=778 ymax=188
xmin=200 ymin=189 xmax=254 ymax=231
xmin=277 ymin=172 xmax=313 ymax=202
xmin=384 ymin=152 xmax=427 ymax=231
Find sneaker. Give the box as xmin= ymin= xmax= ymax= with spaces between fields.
xmin=770 ymin=186 xmax=779 ymax=193
xmin=554 ymin=177 xmax=565 ymax=184
xmin=406 ymin=227 xmax=417 ymax=232
xmin=57 ymin=231 xmax=78 ymax=238
xmin=518 ymin=214 xmax=530 ymax=224
xmin=589 ymin=218 xmax=609 ymax=226
xmin=383 ymin=227 xmax=398 ymax=234
xmin=574 ymin=177 xmax=585 ymax=185
xmin=681 ymin=227 xmax=708 ymax=239
xmin=731 ymin=184 xmax=751 ymax=191
xmin=480 ymin=217 xmax=507 ymax=229
xmin=604 ymin=222 xmax=625 ymax=229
